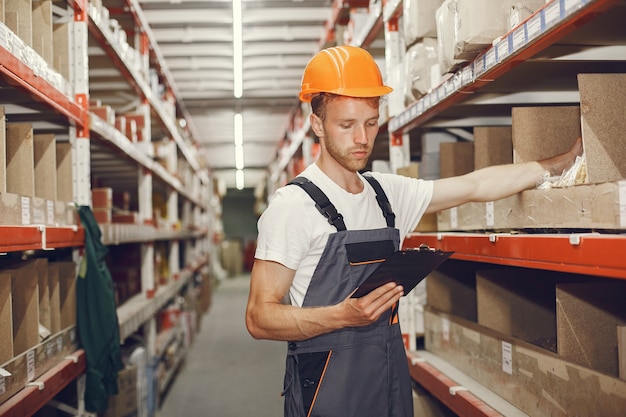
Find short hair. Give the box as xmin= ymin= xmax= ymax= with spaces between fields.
xmin=310 ymin=93 xmax=380 ymax=121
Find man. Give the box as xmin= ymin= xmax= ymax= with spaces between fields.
xmin=246 ymin=45 xmax=581 ymax=417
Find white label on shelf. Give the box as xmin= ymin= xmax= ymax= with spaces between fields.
xmin=502 ymin=342 xmax=513 ymax=375
xmin=527 ymin=13 xmax=543 ymax=41
xmin=485 ymin=48 xmax=497 ymax=69
xmin=496 ymin=37 xmax=510 ymax=62
xmin=512 ymin=26 xmax=527 ymax=51
xmin=442 ymin=316 xmax=450 ymax=342
xmin=619 ymin=181 xmax=626 ymax=228
xmin=486 ymin=201 xmax=495 ymax=227
xmin=47 ymin=200 xmax=55 ymax=225
xmin=27 ymin=350 xmax=36 ymax=382
xmin=57 ymin=336 xmax=63 ymax=354
xmin=462 ymin=65 xmax=474 ymax=85
xmin=544 ymin=1 xmax=561 ymax=28
xmin=474 ymin=56 xmax=487 ymax=78
xmin=21 ymin=196 xmax=31 ymax=225
xmin=564 ymin=0 xmax=581 ymax=13
xmin=46 ymin=338 xmax=56 ymax=358
xmin=450 ymin=207 xmax=458 ymax=229
xmin=0 ymin=375 xmax=4 ymax=395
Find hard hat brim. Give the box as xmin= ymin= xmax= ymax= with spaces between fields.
xmin=299 ymin=85 xmax=393 ymax=103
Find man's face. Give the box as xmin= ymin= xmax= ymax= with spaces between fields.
xmin=314 ymin=96 xmax=380 ymax=172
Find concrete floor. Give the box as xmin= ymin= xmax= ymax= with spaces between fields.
xmin=158 ymin=274 xmax=286 ymax=417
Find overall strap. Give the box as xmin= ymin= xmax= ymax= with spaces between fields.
xmin=363 ymin=174 xmax=396 ymax=228
xmin=288 ymin=177 xmax=346 ymax=231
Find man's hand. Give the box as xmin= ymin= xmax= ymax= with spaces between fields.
xmin=340 ymin=282 xmax=404 ymax=327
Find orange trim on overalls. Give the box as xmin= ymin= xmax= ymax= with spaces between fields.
xmin=306 ymin=351 xmax=333 ymax=417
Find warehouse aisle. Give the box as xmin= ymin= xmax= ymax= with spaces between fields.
xmin=158 ymin=274 xmax=286 ymax=417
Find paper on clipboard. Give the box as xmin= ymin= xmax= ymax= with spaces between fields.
xmin=351 ymin=247 xmax=453 ymax=298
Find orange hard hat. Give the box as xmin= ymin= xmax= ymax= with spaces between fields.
xmin=299 ymin=45 xmax=393 ymax=102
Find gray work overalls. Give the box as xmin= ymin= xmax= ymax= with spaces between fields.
xmin=282 ymin=176 xmax=413 ymax=417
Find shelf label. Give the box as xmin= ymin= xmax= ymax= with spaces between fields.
xmin=47 ymin=200 xmax=55 ymax=225
xmin=450 ymin=207 xmax=458 ymax=229
xmin=496 ymin=37 xmax=511 ymax=62
xmin=564 ymin=0 xmax=581 ymax=14
xmin=442 ymin=316 xmax=450 ymax=342
xmin=618 ymin=181 xmax=626 ymax=229
xmin=527 ymin=13 xmax=543 ymax=41
xmin=502 ymin=341 xmax=513 ymax=375
xmin=485 ymin=48 xmax=497 ymax=70
xmin=474 ymin=55 xmax=487 ymax=79
xmin=46 ymin=338 xmax=57 ymax=358
xmin=21 ymin=196 xmax=31 ymax=225
xmin=27 ymin=350 xmax=36 ymax=382
xmin=512 ymin=25 xmax=528 ymax=51
xmin=486 ymin=202 xmax=495 ymax=227
xmin=544 ymin=1 xmax=562 ymax=28
xmin=0 ymin=375 xmax=4 ymax=395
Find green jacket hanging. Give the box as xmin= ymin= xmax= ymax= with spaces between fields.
xmin=77 ymin=205 xmax=124 ymax=413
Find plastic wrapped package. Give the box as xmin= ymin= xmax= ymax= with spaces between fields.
xmin=404 ymin=37 xmax=439 ymax=103
xmin=537 ymin=154 xmax=588 ymax=190
xmin=403 ymin=0 xmax=445 ymax=47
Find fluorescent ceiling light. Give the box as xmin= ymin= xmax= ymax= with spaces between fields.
xmin=232 ymin=0 xmax=243 ymax=98
xmin=236 ymin=169 xmax=245 ymax=190
xmin=234 ymin=113 xmax=244 ymax=170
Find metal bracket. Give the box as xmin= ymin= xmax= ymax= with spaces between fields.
xmin=449 ymin=386 xmax=468 ymax=396
xmin=26 ymin=381 xmax=45 ymax=391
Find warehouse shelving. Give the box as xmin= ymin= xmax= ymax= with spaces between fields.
xmin=0 ymin=0 xmax=212 ymax=412
xmin=267 ymin=0 xmax=626 ymax=415
xmin=380 ymin=0 xmax=626 ymax=415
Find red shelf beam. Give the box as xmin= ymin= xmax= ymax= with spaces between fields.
xmin=404 ymin=232 xmax=626 ymax=280
xmin=0 ymin=350 xmax=86 ymax=417
xmin=45 ymin=227 xmax=85 ymax=249
xmin=389 ymin=0 xmax=622 ymax=135
xmin=407 ymin=352 xmax=503 ymax=417
xmin=0 ymin=47 xmax=87 ymax=127
xmin=0 ymin=226 xmax=43 ymax=252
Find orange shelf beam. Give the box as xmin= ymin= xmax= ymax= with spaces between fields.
xmin=0 ymin=47 xmax=87 ymax=127
xmin=0 ymin=350 xmax=86 ymax=417
xmin=389 ymin=0 xmax=621 ymax=134
xmin=0 ymin=226 xmax=43 ymax=252
xmin=404 ymin=232 xmax=626 ymax=280
xmin=45 ymin=227 xmax=85 ymax=249
xmin=407 ymin=352 xmax=503 ymax=417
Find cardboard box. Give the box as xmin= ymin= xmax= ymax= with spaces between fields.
xmin=578 ymin=73 xmax=626 ymax=183
xmin=424 ymin=308 xmax=626 ymax=417
xmin=476 ymin=268 xmax=571 ymax=352
xmin=425 ymin=259 xmax=477 ymax=322
xmin=9 ymin=267 xmax=39 ymax=356
xmin=102 ymin=365 xmax=138 ymax=417
xmin=55 ymin=262 xmax=77 ymax=329
xmin=403 ymin=0 xmax=445 ymax=46
xmin=439 ymin=141 xmax=474 ymax=178
xmin=473 ymin=126 xmax=512 ymax=170
xmin=47 ymin=262 xmax=61 ymax=334
xmin=6 ymin=123 xmax=35 ymax=197
xmin=0 ymin=272 xmax=13 ymax=364
xmin=56 ymin=142 xmax=73 ymax=203
xmin=34 ymin=134 xmax=57 ymax=201
xmin=92 ymin=106 xmax=116 ymax=126
xmin=31 ymin=0 xmax=53 ymax=66
xmin=512 ymin=106 xmax=581 ymax=165
xmin=53 ymin=23 xmax=70 ymax=80
xmin=94 ymin=208 xmax=112 ymax=224
xmin=557 ymin=281 xmax=626 ymax=377
xmin=5 ymin=0 xmax=33 ymax=46
xmin=93 ymin=187 xmax=113 ymax=209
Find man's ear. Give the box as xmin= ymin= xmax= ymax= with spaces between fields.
xmin=310 ymin=113 xmax=324 ymax=139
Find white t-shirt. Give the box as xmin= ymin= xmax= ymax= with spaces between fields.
xmin=255 ymin=163 xmax=434 ymax=307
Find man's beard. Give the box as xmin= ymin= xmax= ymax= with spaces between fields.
xmin=325 ymin=138 xmax=371 ymax=172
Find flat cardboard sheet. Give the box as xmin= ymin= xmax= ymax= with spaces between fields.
xmin=352 ymin=248 xmax=453 ymax=298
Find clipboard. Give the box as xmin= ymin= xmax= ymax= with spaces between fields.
xmin=351 ymin=247 xmax=453 ymax=298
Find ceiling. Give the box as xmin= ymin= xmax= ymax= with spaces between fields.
xmin=139 ymin=0 xmax=336 ymax=191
